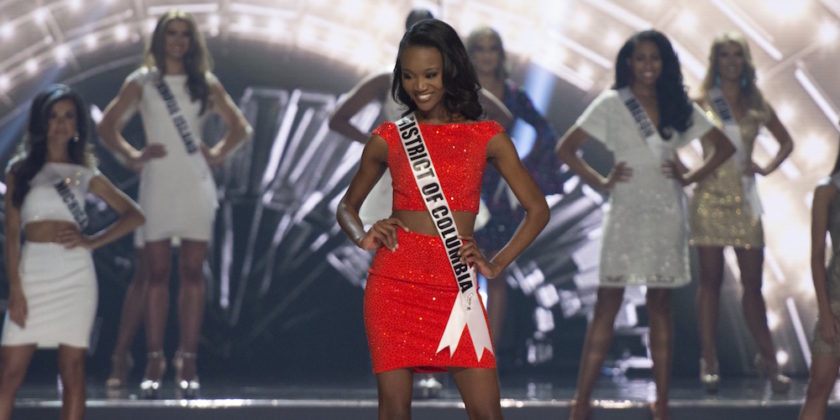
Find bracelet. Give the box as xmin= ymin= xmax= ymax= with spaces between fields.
xmin=353 ymin=233 xmax=365 ymax=247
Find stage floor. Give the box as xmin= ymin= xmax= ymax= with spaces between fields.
xmin=12 ymin=374 xmax=840 ymax=419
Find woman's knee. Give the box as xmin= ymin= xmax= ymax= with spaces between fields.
xmin=379 ymin=395 xmax=411 ymax=419
xmin=465 ymin=402 xmax=503 ymax=420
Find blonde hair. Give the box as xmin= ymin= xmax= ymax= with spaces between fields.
xmin=701 ymin=32 xmax=767 ymax=117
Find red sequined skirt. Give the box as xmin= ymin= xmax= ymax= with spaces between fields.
xmin=365 ymin=229 xmax=496 ymax=373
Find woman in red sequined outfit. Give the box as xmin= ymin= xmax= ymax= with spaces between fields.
xmin=337 ymin=19 xmax=549 ymax=419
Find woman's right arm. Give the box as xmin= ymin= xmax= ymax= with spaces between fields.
xmin=811 ymin=183 xmax=840 ymax=342
xmin=554 ymin=126 xmax=631 ymax=191
xmin=97 ymin=79 xmax=163 ymax=170
xmin=336 ymin=136 xmax=404 ymax=251
xmin=4 ymin=171 xmax=26 ymax=327
xmin=328 ymin=73 xmax=391 ymax=144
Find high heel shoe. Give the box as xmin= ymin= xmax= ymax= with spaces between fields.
xmin=139 ymin=351 xmax=166 ymax=399
xmin=173 ymin=350 xmax=200 ymax=399
xmin=699 ymin=357 xmax=720 ymax=394
xmin=754 ymin=354 xmax=790 ymax=394
xmin=105 ymin=353 xmax=134 ymax=390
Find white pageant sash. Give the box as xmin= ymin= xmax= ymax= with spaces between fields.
xmin=707 ymin=87 xmax=762 ymax=220
xmin=617 ymin=87 xmax=669 ymax=162
xmin=54 ymin=178 xmax=89 ymax=229
xmin=617 ymin=87 xmax=688 ymax=223
xmin=151 ymin=71 xmax=217 ymax=207
xmin=395 ymin=114 xmax=494 ymax=361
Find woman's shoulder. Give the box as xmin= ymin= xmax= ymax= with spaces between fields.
xmin=371 ymin=121 xmax=398 ymax=141
xmin=126 ymin=66 xmax=158 ymax=86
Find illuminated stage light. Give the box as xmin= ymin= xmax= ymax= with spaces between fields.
xmin=33 ymin=7 xmax=47 ymax=25
xmin=145 ymin=18 xmax=156 ymax=34
xmin=587 ymin=0 xmax=652 ymax=30
xmin=766 ymin=0 xmax=809 ymax=22
xmin=54 ymin=45 xmax=69 ymax=63
xmin=85 ymin=33 xmax=97 ymax=49
xmin=710 ymin=0 xmax=782 ymax=60
xmin=572 ymin=11 xmax=590 ymax=31
xmin=577 ymin=63 xmax=593 ymax=80
xmin=0 ymin=74 xmax=9 ymax=91
xmin=676 ymin=11 xmax=698 ymax=33
xmin=604 ymin=31 xmax=623 ymax=49
xmin=776 ymin=350 xmax=789 ymax=366
xmin=25 ymin=58 xmax=38 ymax=74
xmin=775 ymin=101 xmax=796 ymax=122
xmin=1 ymin=22 xmax=12 ymax=39
xmin=114 ymin=24 xmax=129 ymax=41
xmin=69 ymin=0 xmax=82 ymax=11
xmin=767 ymin=310 xmax=780 ymax=331
xmin=817 ymin=20 xmax=839 ymax=46
xmin=237 ymin=15 xmax=254 ymax=33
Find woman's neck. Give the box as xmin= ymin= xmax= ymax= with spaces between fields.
xmin=719 ymin=78 xmax=742 ymax=101
xmin=46 ymin=147 xmax=70 ymax=163
xmin=164 ymin=58 xmax=186 ymax=75
xmin=630 ymin=82 xmax=656 ymax=100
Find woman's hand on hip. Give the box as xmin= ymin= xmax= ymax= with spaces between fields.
xmin=459 ymin=237 xmax=501 ymax=279
xmin=360 ymin=218 xmax=408 ymax=251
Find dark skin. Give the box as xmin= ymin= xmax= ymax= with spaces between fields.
xmin=555 ymin=40 xmax=734 ymax=420
xmin=337 ymin=45 xmax=549 ymax=420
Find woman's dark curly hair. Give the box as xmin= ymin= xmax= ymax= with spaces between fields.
xmin=391 ymin=19 xmax=483 ymax=121
xmin=9 ymin=84 xmax=95 ymax=208
xmin=614 ymin=30 xmax=693 ymax=140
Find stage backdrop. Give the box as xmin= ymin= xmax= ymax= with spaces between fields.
xmin=0 ymin=0 xmax=837 ymax=382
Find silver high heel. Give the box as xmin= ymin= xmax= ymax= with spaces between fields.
xmin=106 ymin=353 xmax=134 ymax=390
xmin=173 ymin=350 xmax=200 ymax=399
xmin=754 ymin=354 xmax=790 ymax=394
xmin=139 ymin=351 xmax=166 ymax=399
xmin=699 ymin=358 xmax=720 ymax=394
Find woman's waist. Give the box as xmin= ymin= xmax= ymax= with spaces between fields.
xmin=391 ymin=210 xmax=475 ymax=237
xmin=369 ymin=229 xmax=468 ymax=289
xmin=23 ymin=221 xmax=79 ymax=243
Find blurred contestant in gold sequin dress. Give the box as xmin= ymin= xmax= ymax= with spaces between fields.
xmin=689 ymin=32 xmax=794 ymax=394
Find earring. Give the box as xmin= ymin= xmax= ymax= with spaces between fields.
xmin=72 ymin=133 xmax=80 ymax=142
xmin=740 ymin=74 xmax=748 ymax=88
xmin=714 ymin=73 xmax=721 ymax=87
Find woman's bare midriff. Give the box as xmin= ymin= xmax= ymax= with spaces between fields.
xmin=392 ymin=210 xmax=476 ymax=237
xmin=24 ymin=220 xmax=79 ymax=243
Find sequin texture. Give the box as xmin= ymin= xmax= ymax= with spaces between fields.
xmin=689 ymin=101 xmax=769 ymax=248
xmin=371 ymin=120 xmax=504 ymax=214
xmin=365 ymin=229 xmax=496 ymax=373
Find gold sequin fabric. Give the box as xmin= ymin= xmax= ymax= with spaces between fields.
xmin=689 ymin=102 xmax=768 ymax=248
xmin=812 ymin=178 xmax=840 ymax=357
xmin=364 ymin=229 xmax=496 ymax=373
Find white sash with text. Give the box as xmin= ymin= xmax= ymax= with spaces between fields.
xmin=707 ymin=87 xmax=762 ymax=220
xmin=395 ymin=114 xmax=494 ymax=361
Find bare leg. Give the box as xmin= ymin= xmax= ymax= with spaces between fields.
xmin=107 ymin=248 xmax=149 ymax=386
xmin=735 ymin=248 xmax=776 ymax=362
xmin=144 ymin=240 xmax=173 ymax=381
xmin=449 ymin=367 xmax=503 ymax=420
xmin=376 ymin=369 xmax=413 ymax=420
xmin=0 ymin=345 xmax=36 ymax=420
xmin=175 ymin=240 xmax=208 ymax=381
xmin=647 ymin=288 xmax=673 ymax=420
xmin=798 ymin=354 xmax=840 ymax=420
xmin=569 ymin=287 xmax=625 ymax=420
xmin=695 ymin=246 xmax=724 ymax=366
xmin=57 ymin=345 xmax=86 ymax=420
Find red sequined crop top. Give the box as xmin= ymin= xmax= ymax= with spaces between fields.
xmin=372 ymin=120 xmax=504 ymax=214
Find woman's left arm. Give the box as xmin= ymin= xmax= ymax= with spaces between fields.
xmin=204 ymin=76 xmax=254 ymax=166
xmin=667 ymin=127 xmax=734 ymax=185
xmin=59 ymin=175 xmax=145 ymax=250
xmin=750 ymin=107 xmax=794 ymax=176
xmin=461 ymin=132 xmax=549 ymax=278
